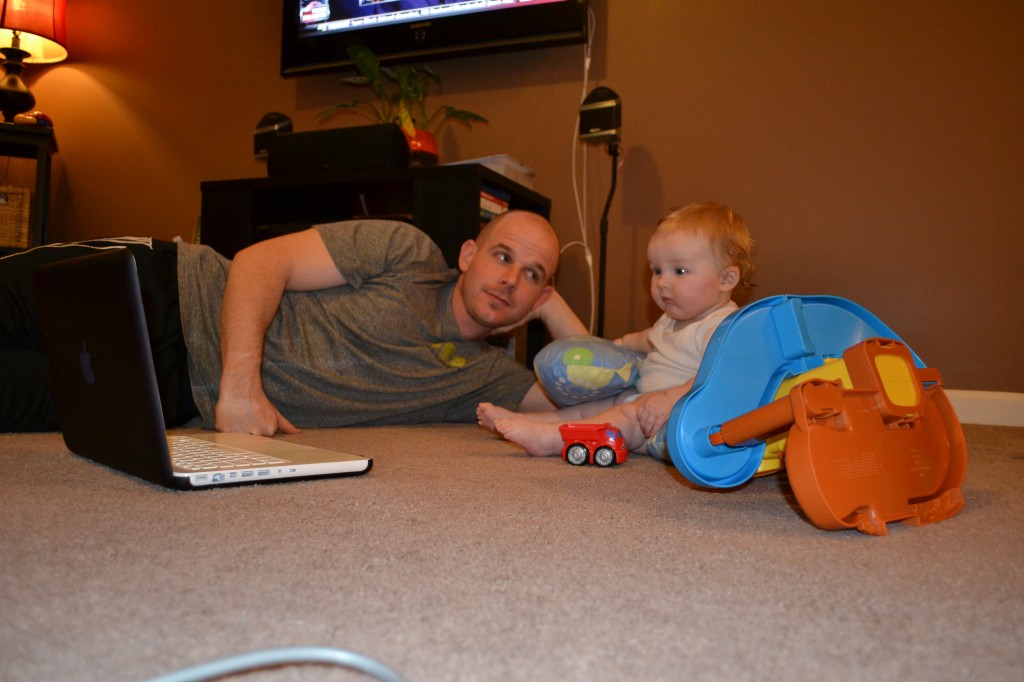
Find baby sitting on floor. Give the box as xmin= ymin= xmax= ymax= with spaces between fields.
xmin=478 ymin=201 xmax=755 ymax=461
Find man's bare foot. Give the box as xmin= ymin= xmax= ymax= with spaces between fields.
xmin=493 ymin=416 xmax=562 ymax=457
xmin=477 ymin=402 xmax=516 ymax=432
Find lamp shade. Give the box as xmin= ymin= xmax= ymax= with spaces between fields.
xmin=0 ymin=0 xmax=67 ymax=63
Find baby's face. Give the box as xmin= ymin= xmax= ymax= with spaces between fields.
xmin=647 ymin=230 xmax=735 ymax=323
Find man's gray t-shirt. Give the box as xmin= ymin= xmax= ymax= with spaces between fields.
xmin=177 ymin=220 xmax=535 ymax=428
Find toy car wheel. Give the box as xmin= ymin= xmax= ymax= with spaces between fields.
xmin=565 ymin=444 xmax=589 ymax=466
xmin=594 ymin=446 xmax=616 ymax=467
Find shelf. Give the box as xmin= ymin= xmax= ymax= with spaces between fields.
xmin=199 ymin=163 xmax=551 ymax=266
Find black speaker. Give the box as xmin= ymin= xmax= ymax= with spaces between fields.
xmin=579 ymin=87 xmax=621 ymax=143
xmin=253 ymin=112 xmax=292 ymax=160
xmin=267 ymin=123 xmax=411 ymax=176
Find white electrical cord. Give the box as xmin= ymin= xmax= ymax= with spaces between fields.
xmin=144 ymin=646 xmax=405 ymax=682
xmin=564 ymin=5 xmax=599 ymax=334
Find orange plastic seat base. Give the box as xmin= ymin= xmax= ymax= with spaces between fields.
xmin=710 ymin=338 xmax=967 ymax=535
xmin=780 ymin=342 xmax=966 ymax=535
xmin=785 ymin=382 xmax=966 ymax=534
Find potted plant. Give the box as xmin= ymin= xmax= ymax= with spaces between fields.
xmin=318 ymin=45 xmax=488 ymax=165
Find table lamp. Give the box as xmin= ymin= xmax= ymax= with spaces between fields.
xmin=0 ymin=0 xmax=66 ymax=123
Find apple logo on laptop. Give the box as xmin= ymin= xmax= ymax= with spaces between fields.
xmin=79 ymin=342 xmax=97 ymax=385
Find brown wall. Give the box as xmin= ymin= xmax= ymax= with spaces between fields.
xmin=31 ymin=0 xmax=1023 ymax=391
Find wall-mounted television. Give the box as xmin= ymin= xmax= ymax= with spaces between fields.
xmin=281 ymin=0 xmax=589 ymax=76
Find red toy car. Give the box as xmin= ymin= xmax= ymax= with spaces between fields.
xmin=559 ymin=423 xmax=629 ymax=467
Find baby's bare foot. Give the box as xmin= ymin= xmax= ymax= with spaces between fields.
xmin=493 ymin=416 xmax=562 ymax=457
xmin=477 ymin=402 xmax=516 ymax=432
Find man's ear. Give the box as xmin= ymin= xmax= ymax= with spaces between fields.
xmin=720 ymin=265 xmax=740 ymax=291
xmin=458 ymin=239 xmax=478 ymax=273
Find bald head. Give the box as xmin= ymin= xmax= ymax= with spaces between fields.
xmin=475 ymin=211 xmax=560 ymax=283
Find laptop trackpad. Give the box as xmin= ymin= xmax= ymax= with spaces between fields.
xmin=185 ymin=432 xmax=352 ymax=460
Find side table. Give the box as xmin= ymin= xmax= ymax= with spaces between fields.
xmin=0 ymin=123 xmax=56 ymax=251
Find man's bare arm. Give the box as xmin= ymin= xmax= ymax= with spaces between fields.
xmin=216 ymin=228 xmax=345 ymax=435
xmin=534 ymin=290 xmax=588 ymax=339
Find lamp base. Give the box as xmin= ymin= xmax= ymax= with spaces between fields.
xmin=0 ymin=46 xmax=36 ymax=123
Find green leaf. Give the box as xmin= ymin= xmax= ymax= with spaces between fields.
xmin=319 ymin=45 xmax=488 ymax=138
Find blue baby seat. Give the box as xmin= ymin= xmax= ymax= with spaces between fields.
xmin=665 ymin=295 xmax=924 ymax=489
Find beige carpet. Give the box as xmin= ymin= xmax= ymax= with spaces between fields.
xmin=1 ymin=423 xmax=1022 ymax=681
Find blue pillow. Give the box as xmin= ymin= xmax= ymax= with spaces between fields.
xmin=533 ymin=335 xmax=644 ymax=406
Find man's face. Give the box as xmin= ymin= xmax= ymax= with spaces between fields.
xmin=456 ymin=213 xmax=558 ymax=336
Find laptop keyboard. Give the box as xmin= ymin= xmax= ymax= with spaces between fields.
xmin=168 ymin=435 xmax=288 ymax=471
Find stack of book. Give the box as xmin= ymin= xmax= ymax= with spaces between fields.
xmin=480 ymin=187 xmax=510 ymax=223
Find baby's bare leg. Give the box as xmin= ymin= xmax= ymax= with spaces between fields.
xmin=493 ymin=416 xmax=564 ymax=457
xmin=594 ymin=402 xmax=648 ymax=452
xmin=479 ymin=394 xmax=621 ymax=432
xmin=495 ymin=400 xmax=648 ymax=457
xmin=477 ymin=402 xmax=516 ymax=431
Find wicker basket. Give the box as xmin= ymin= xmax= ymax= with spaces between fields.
xmin=0 ymin=185 xmax=31 ymax=249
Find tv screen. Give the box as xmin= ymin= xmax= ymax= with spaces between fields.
xmin=281 ymin=0 xmax=589 ymax=76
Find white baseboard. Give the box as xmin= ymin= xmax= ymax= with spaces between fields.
xmin=945 ymin=390 xmax=1024 ymax=427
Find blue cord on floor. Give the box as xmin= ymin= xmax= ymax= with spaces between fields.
xmin=144 ymin=646 xmax=405 ymax=682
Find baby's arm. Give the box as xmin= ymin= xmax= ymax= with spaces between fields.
xmin=615 ymin=328 xmax=653 ymax=353
xmin=632 ymin=379 xmax=695 ymax=437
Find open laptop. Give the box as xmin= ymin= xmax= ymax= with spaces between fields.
xmin=32 ymin=247 xmax=372 ymax=490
